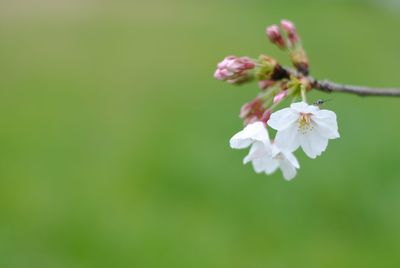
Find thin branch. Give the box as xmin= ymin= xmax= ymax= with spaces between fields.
xmin=282 ymin=67 xmax=400 ymax=97
xmin=313 ymin=79 xmax=400 ymax=97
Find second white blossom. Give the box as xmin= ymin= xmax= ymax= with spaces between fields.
xmin=230 ymin=121 xmax=300 ymax=180
xmin=268 ymin=102 xmax=340 ymax=158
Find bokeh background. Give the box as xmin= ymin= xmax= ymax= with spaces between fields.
xmin=1 ymin=0 xmax=400 ymax=267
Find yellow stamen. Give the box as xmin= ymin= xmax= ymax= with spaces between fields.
xmin=298 ymin=113 xmax=313 ymax=134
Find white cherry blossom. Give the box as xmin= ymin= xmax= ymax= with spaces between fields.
xmin=229 ymin=121 xmax=269 ymax=149
xmin=268 ymin=102 xmax=340 ymax=159
xmin=243 ymin=141 xmax=300 ymax=180
xmin=230 ymin=121 xmax=300 ymax=180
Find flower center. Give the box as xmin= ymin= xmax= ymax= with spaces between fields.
xmin=298 ymin=113 xmax=313 ymax=134
xmin=274 ymin=153 xmax=283 ymax=160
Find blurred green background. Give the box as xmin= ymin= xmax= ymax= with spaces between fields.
xmin=0 ymin=0 xmax=400 ymax=267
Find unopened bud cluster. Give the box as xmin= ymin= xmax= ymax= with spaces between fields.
xmin=280 ymin=20 xmax=299 ymax=46
xmin=214 ymin=56 xmax=255 ymax=84
xmin=266 ymin=19 xmax=309 ymax=75
xmin=266 ymin=25 xmax=285 ymax=49
xmin=214 ymin=19 xmax=340 ymax=181
xmin=214 ymin=19 xmax=313 ymax=125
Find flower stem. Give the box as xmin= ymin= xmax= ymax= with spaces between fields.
xmin=300 ymin=85 xmax=307 ymax=103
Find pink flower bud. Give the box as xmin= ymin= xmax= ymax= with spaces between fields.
xmin=214 ymin=69 xmax=232 ymax=80
xmin=240 ymin=98 xmax=265 ymax=125
xmin=280 ymin=19 xmax=299 ymax=46
xmin=281 ymin=20 xmax=296 ymax=32
xmin=240 ymin=98 xmax=262 ymax=118
xmin=214 ymin=56 xmax=255 ymax=83
xmin=217 ymin=55 xmax=236 ymax=69
xmin=266 ymin=25 xmax=286 ymax=49
xmin=273 ymin=90 xmax=288 ymax=104
xmin=239 ymin=103 xmax=252 ymax=119
xmin=244 ymin=116 xmax=259 ymax=126
xmin=261 ymin=110 xmax=271 ymax=124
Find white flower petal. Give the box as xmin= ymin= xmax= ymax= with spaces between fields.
xmin=315 ymin=109 xmax=337 ymax=119
xmin=313 ymin=121 xmax=340 ymax=139
xmin=290 ymin=102 xmax=309 ymax=112
xmin=261 ymin=157 xmax=280 ymax=174
xmin=244 ymin=142 xmax=299 ymax=180
xmin=312 ymin=110 xmax=340 ymax=139
xmin=230 ymin=137 xmax=253 ymax=149
xmin=290 ymin=102 xmax=319 ymax=114
xmin=268 ymin=108 xmax=298 ymax=131
xmin=274 ymin=123 xmax=301 ymax=152
xmin=265 ymin=144 xmax=299 ymax=179
xmin=251 ymin=157 xmax=271 ymax=173
xmin=309 ymin=131 xmax=329 ymax=155
xmin=292 ymin=102 xmax=326 ymax=117
xmin=242 ymin=154 xmax=251 ymax=165
xmin=278 ymin=158 xmax=297 ymax=180
xmin=243 ymin=142 xmax=270 ymax=164
xmin=282 ymin=151 xmax=300 ymax=169
xmin=299 ymin=133 xmax=317 ymax=158
xmin=230 ymin=122 xmax=269 ymax=149
xmin=270 ymin=144 xmax=281 ymax=158
xmin=300 ymin=130 xmax=328 ymax=158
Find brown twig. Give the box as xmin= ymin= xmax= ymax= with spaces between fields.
xmin=282 ymin=67 xmax=400 ymax=97
xmin=312 ymin=79 xmax=400 ymax=97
